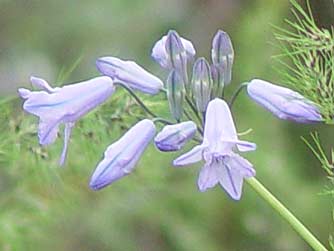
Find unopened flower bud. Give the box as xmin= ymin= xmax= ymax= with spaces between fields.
xmin=151 ymin=30 xmax=196 ymax=70
xmin=166 ymin=70 xmax=185 ymax=121
xmin=191 ymin=58 xmax=213 ymax=112
xmin=211 ymin=30 xmax=234 ymax=85
xmin=89 ymin=119 xmax=156 ymax=190
xmin=155 ymin=121 xmax=197 ymax=151
xmin=247 ymin=79 xmax=323 ymax=123
xmin=96 ymin=56 xmax=163 ymax=95
xmin=210 ymin=64 xmax=224 ymax=98
xmin=165 ymin=30 xmax=189 ymax=84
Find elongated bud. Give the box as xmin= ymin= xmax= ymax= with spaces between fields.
xmin=151 ymin=32 xmax=196 ymax=69
xmin=166 ymin=70 xmax=185 ymax=121
xmin=89 ymin=119 xmax=156 ymax=190
xmin=210 ymin=64 xmax=224 ymax=98
xmin=154 ymin=121 xmax=197 ymax=151
xmin=211 ymin=30 xmax=234 ymax=85
xmin=165 ymin=30 xmax=189 ymax=84
xmin=247 ymin=79 xmax=323 ymax=123
xmin=96 ymin=57 xmax=163 ymax=95
xmin=191 ymin=58 xmax=213 ymax=112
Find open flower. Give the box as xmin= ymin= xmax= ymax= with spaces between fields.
xmin=173 ymin=98 xmax=256 ymax=200
xmin=154 ymin=121 xmax=197 ymax=152
xmin=96 ymin=56 xmax=163 ymax=95
xmin=18 ymin=76 xmax=115 ymax=165
xmin=247 ymin=79 xmax=323 ymax=123
xmin=89 ymin=119 xmax=156 ymax=190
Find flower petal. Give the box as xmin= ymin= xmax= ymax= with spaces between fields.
xmin=197 ymin=162 xmax=219 ymax=192
xmin=218 ymin=163 xmax=244 ymax=200
xmin=30 ymin=76 xmax=58 ymax=93
xmin=59 ymin=122 xmax=74 ymax=166
xmin=38 ymin=116 xmax=60 ymax=145
xmin=173 ymin=144 xmax=206 ymax=167
xmin=226 ymin=154 xmax=256 ymax=177
xmin=223 ymin=139 xmax=257 ymax=152
xmin=218 ymin=154 xmax=255 ymax=200
xmin=204 ymin=98 xmax=238 ymax=144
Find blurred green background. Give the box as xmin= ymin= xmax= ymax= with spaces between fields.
xmin=0 ymin=0 xmax=333 ymax=250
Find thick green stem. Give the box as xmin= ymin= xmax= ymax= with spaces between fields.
xmin=247 ymin=177 xmax=328 ymax=251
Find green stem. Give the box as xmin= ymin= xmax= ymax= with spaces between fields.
xmin=152 ymin=117 xmax=174 ymax=125
xmin=117 ymin=82 xmax=159 ymax=118
xmin=247 ymin=177 xmax=328 ymax=251
xmin=229 ymin=82 xmax=248 ymax=107
xmin=185 ymin=96 xmax=203 ymax=125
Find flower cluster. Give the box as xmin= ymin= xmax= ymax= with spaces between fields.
xmin=19 ymin=29 xmax=323 ymax=200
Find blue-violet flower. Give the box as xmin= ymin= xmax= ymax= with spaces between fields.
xmin=18 ymin=76 xmax=115 ymax=165
xmin=173 ymin=98 xmax=256 ymax=200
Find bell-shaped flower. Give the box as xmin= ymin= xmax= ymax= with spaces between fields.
xmin=154 ymin=121 xmax=197 ymax=152
xmin=247 ymin=79 xmax=323 ymax=123
xmin=166 ymin=70 xmax=185 ymax=121
xmin=211 ymin=30 xmax=234 ymax=85
xmin=18 ymin=76 xmax=115 ymax=166
xmin=151 ymin=30 xmax=196 ymax=70
xmin=89 ymin=119 xmax=156 ymax=190
xmin=96 ymin=56 xmax=163 ymax=95
xmin=191 ymin=57 xmax=213 ymax=112
xmin=173 ymin=98 xmax=256 ymax=200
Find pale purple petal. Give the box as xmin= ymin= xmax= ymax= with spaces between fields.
xmin=30 ymin=76 xmax=58 ymax=93
xmin=223 ymin=139 xmax=257 ymax=152
xmin=217 ymin=154 xmax=255 ymax=200
xmin=89 ymin=119 xmax=156 ymax=190
xmin=247 ymin=79 xmax=322 ymax=123
xmin=38 ymin=116 xmax=60 ymax=145
xmin=154 ymin=121 xmax=196 ymax=151
xmin=226 ymin=154 xmax=256 ymax=178
xmin=96 ymin=57 xmax=163 ymax=95
xmin=18 ymin=88 xmax=31 ymax=99
xmin=197 ymin=162 xmax=219 ymax=192
xmin=173 ymin=144 xmax=206 ymax=167
xmin=59 ymin=122 xmax=74 ymax=166
xmin=204 ymin=98 xmax=238 ymax=144
xmin=218 ymin=163 xmax=244 ymax=200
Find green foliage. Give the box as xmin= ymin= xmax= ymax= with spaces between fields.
xmin=275 ymin=0 xmax=334 ymax=123
xmin=302 ymin=132 xmax=334 ymax=177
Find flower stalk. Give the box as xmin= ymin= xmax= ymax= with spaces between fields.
xmin=247 ymin=177 xmax=328 ymax=251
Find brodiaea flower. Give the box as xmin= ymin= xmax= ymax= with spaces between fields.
xmin=89 ymin=119 xmax=156 ymax=190
xmin=18 ymin=76 xmax=115 ymax=165
xmin=247 ymin=79 xmax=323 ymax=123
xmin=173 ymin=98 xmax=256 ymax=200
